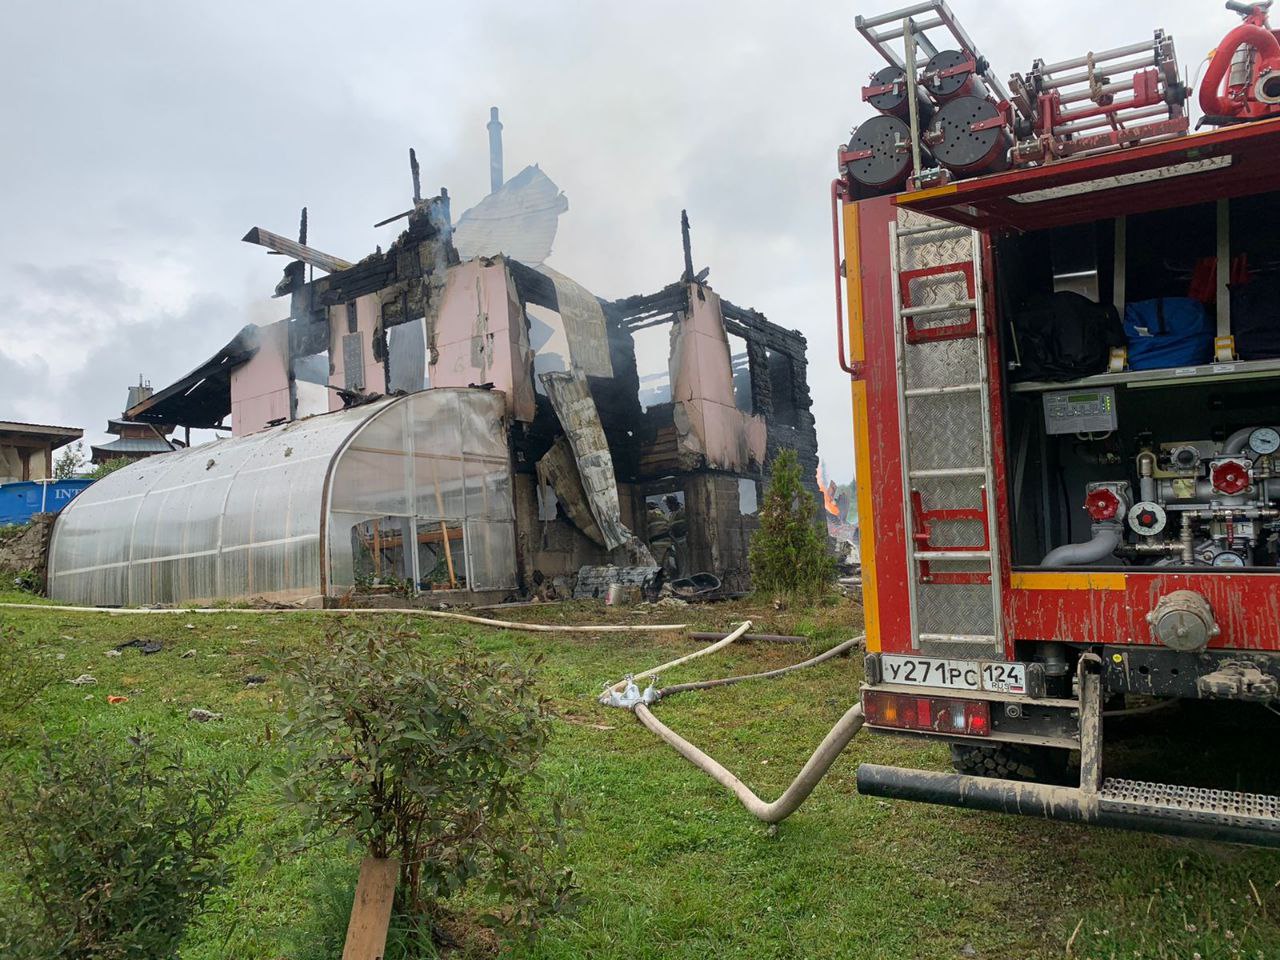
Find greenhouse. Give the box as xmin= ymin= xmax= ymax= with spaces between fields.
xmin=47 ymin=389 xmax=516 ymax=606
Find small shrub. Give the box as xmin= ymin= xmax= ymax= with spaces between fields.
xmin=11 ymin=568 xmax=41 ymax=594
xmin=88 ymin=457 xmax=131 ymax=480
xmin=0 ymin=732 xmax=247 ymax=959
xmin=749 ymin=449 xmax=837 ymax=598
xmin=278 ymin=621 xmax=575 ymax=948
xmin=53 ymin=441 xmax=86 ymax=479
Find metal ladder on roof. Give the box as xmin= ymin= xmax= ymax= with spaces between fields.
xmin=890 ymin=210 xmax=1003 ymax=659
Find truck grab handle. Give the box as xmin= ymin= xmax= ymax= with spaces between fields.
xmin=832 ymin=179 xmax=860 ymax=377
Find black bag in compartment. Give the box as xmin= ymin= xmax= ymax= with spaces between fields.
xmin=1231 ymin=276 xmax=1280 ymax=360
xmin=1009 ymin=291 xmax=1125 ymax=382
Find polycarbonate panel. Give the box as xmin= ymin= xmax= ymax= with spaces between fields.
xmin=49 ymin=389 xmax=515 ymax=605
xmin=47 ymin=399 xmax=394 ymax=606
xmin=465 ymin=520 xmax=517 ymax=591
xmin=326 ymin=390 xmax=516 ymax=594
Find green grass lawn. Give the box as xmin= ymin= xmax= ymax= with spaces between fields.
xmin=1 ymin=591 xmax=1278 ymax=959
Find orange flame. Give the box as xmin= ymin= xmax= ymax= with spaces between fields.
xmin=816 ymin=462 xmax=841 ymax=517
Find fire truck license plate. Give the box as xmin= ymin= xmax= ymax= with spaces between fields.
xmin=881 ymin=655 xmax=1027 ymax=695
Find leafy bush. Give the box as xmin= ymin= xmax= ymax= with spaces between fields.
xmin=0 ymin=732 xmax=247 ymax=959
xmin=53 ymin=442 xmax=86 ymax=479
xmin=749 ymin=449 xmax=837 ymax=598
xmin=278 ymin=621 xmax=575 ymax=948
xmin=88 ymin=457 xmax=131 ymax=480
xmin=11 ymin=568 xmax=41 ymax=594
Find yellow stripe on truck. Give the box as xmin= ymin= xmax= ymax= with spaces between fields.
xmin=843 ymin=199 xmax=880 ymax=651
xmin=1009 ymin=572 xmax=1127 ymax=591
xmin=852 ymin=378 xmax=880 ymax=650
xmin=843 ymin=198 xmax=864 ymax=366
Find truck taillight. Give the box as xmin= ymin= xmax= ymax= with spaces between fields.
xmin=863 ymin=690 xmax=991 ymax=736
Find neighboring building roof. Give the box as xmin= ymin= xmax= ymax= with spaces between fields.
xmin=453 ymin=165 xmax=568 ymax=267
xmin=124 ymin=325 xmax=260 ymax=428
xmin=90 ymin=437 xmax=175 ymax=458
xmin=0 ymin=422 xmax=84 ymax=449
xmin=106 ymin=417 xmax=170 ymax=436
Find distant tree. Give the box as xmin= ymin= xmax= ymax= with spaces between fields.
xmin=88 ymin=457 xmax=131 ymax=480
xmin=53 ymin=442 xmax=85 ymax=479
xmin=749 ymin=449 xmax=837 ymax=598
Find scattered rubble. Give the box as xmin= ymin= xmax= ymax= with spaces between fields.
xmin=115 ymin=638 xmax=163 ymax=655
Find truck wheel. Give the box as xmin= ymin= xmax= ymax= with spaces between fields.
xmin=949 ymin=742 xmax=1072 ymax=784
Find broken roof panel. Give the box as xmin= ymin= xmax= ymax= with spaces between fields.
xmin=453 ymin=165 xmax=568 ymax=267
xmin=125 ymin=325 xmax=260 ymax=428
xmin=536 ymin=265 xmax=613 ymax=378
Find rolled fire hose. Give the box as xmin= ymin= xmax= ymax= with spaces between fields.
xmin=609 ymin=627 xmax=868 ymax=824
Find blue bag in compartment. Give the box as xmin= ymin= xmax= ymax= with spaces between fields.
xmin=1122 ymin=297 xmax=1213 ymax=370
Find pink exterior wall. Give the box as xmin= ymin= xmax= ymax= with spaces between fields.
xmin=429 ymin=259 xmax=535 ymax=422
xmin=230 ymin=319 xmax=291 ymax=436
xmin=327 ymin=294 xmax=388 ymax=412
xmin=671 ymin=284 xmax=767 ymax=471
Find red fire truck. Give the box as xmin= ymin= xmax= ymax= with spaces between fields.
xmin=834 ymin=1 xmax=1280 ymax=844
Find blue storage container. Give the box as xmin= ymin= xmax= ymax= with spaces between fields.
xmin=1122 ymin=297 xmax=1214 ymax=370
xmin=0 ymin=479 xmax=94 ymax=526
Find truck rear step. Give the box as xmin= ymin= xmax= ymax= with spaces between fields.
xmin=1101 ymin=779 xmax=1280 ymax=834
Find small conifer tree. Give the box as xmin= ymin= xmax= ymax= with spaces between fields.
xmin=748 ymin=449 xmax=836 ymax=597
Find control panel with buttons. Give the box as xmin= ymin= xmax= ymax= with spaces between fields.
xmin=1042 ymin=387 xmax=1117 ymax=436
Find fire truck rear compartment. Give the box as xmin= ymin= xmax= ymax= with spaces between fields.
xmin=996 ymin=191 xmax=1280 ymax=573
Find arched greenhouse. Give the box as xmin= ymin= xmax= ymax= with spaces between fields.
xmin=47 ymin=390 xmax=516 ymax=606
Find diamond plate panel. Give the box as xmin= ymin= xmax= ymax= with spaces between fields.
xmin=898 ymin=212 xmax=972 ymax=273
xmin=905 ymin=392 xmax=983 ymax=470
xmin=905 ymin=269 xmax=972 ymax=335
xmin=916 ymin=586 xmax=993 ymax=647
xmin=911 ymin=477 xmax=987 ymax=549
xmin=903 ymin=338 xmax=981 ymax=391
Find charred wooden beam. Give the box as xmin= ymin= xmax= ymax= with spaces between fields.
xmin=242 ymin=226 xmax=352 ymax=274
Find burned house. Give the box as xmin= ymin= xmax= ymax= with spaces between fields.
xmin=47 ymin=121 xmax=819 ymax=606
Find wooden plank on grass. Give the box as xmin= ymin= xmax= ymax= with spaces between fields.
xmin=342 ymin=857 xmax=399 ymax=960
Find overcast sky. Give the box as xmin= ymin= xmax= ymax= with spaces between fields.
xmin=0 ymin=1 xmax=1223 ymax=481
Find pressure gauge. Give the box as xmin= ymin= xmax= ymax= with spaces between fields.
xmin=1212 ymin=551 xmax=1246 ymax=568
xmin=1249 ymin=427 xmax=1280 ymax=455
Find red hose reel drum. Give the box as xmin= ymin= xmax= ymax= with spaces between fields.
xmin=923 ymin=49 xmax=988 ymax=104
xmin=925 ymin=96 xmax=1012 ymax=176
xmin=863 ymin=64 xmax=936 ymax=125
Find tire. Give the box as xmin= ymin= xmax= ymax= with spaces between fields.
xmin=949 ymin=742 xmax=1072 ymax=785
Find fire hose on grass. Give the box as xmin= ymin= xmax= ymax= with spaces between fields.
xmin=601 ymin=622 xmax=868 ymax=824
